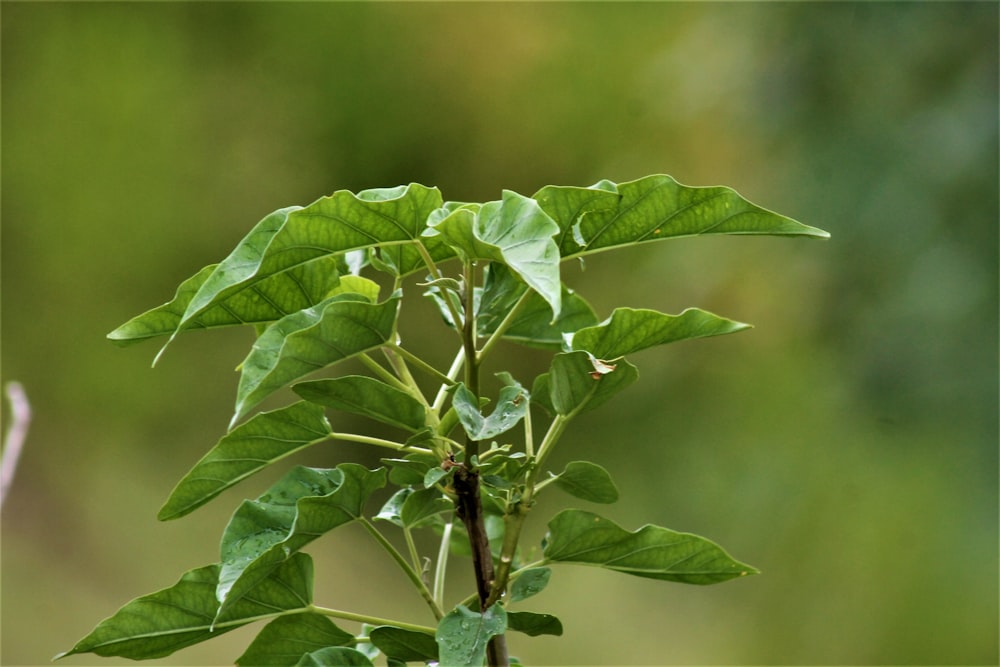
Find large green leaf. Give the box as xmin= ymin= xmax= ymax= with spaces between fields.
xmin=236 ymin=613 xmax=354 ymax=667
xmin=217 ymin=464 xmax=385 ymax=619
xmin=158 ymin=184 xmax=444 ymax=357
xmin=233 ymin=294 xmax=400 ymax=427
xmin=56 ymin=553 xmax=314 ymax=661
xmin=543 ymin=509 xmax=758 ymax=585
xmin=570 ymin=307 xmax=750 ymax=359
xmin=293 ymin=375 xmax=427 ymax=432
xmin=158 ymin=401 xmax=333 ymax=521
xmin=533 ymin=174 xmax=829 ymax=259
xmin=107 ymin=256 xmax=342 ymax=346
xmin=534 ymin=351 xmax=639 ymax=416
xmin=427 ymin=190 xmax=562 ymax=318
xmin=436 ymin=604 xmax=507 ymax=667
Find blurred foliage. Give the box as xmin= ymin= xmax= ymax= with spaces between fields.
xmin=2 ymin=3 xmax=996 ymax=666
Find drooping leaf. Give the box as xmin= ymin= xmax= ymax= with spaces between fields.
xmin=452 ymin=381 xmax=529 ymax=442
xmin=236 ymin=613 xmax=354 ymax=667
xmin=509 ymin=567 xmax=552 ymax=602
xmin=216 ymin=465 xmax=385 ymax=618
xmin=543 ymin=509 xmax=759 ymax=585
xmin=158 ymin=401 xmax=332 ymax=521
xmin=533 ymin=174 xmax=829 ymax=259
xmin=427 ymin=190 xmax=562 ymax=317
xmin=535 ymin=351 xmax=639 ymax=416
xmin=294 ymin=647 xmax=374 ymax=667
xmin=552 ymin=461 xmax=619 ymax=504
xmin=56 ymin=553 xmax=315 ymax=661
xmin=369 ymin=626 xmax=438 ymax=663
xmin=570 ymin=307 xmax=751 ymax=359
xmin=293 ymin=375 xmax=427 ymax=432
xmin=232 ymin=294 xmax=400 ymax=427
xmin=506 ymin=611 xmax=563 ymax=637
xmin=436 ymin=604 xmax=507 ymax=667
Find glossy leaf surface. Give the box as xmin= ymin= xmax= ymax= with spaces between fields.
xmin=56 ymin=553 xmax=314 ymax=661
xmin=436 ymin=604 xmax=507 ymax=667
xmin=544 ymin=509 xmax=759 ymax=585
xmin=552 ymin=461 xmax=619 ymax=504
xmin=233 ymin=294 xmax=400 ymax=426
xmin=217 ymin=465 xmax=385 ymax=617
xmin=159 ymin=401 xmax=332 ymax=521
xmin=571 ymin=307 xmax=751 ymax=359
xmin=293 ymin=375 xmax=427 ymax=432
xmin=533 ymin=174 xmax=829 ymax=259
xmin=428 ymin=190 xmax=562 ymax=317
xmin=236 ymin=613 xmax=354 ymax=667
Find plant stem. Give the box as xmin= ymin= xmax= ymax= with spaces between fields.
xmin=331 ymin=432 xmax=431 ymax=454
xmin=358 ymin=353 xmax=411 ymax=392
xmin=391 ymin=344 xmax=457 ymax=389
xmin=309 ymin=604 xmax=436 ymax=635
xmin=360 ymin=518 xmax=444 ymax=620
xmin=433 ymin=517 xmax=453 ymax=608
xmin=477 ymin=288 xmax=534 ymax=363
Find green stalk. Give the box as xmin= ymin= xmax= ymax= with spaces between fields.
xmin=360 ymin=518 xmax=444 ymax=620
xmin=309 ymin=604 xmax=436 ymax=635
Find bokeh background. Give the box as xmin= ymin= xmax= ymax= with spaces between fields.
xmin=3 ymin=3 xmax=997 ymax=665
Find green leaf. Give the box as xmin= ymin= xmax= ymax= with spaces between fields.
xmin=543 ymin=509 xmax=759 ymax=585
xmin=452 ymin=381 xmax=529 ymax=442
xmin=509 ymin=567 xmax=552 ymax=602
xmin=506 ymin=611 xmax=563 ymax=637
xmin=476 ymin=264 xmax=600 ymax=350
xmin=153 ymin=184 xmax=444 ymax=359
xmin=236 ymin=613 xmax=354 ymax=667
xmin=571 ymin=307 xmax=751 ymax=359
xmin=552 ymin=461 xmax=619 ymax=504
xmin=533 ymin=174 xmax=829 ymax=260
xmin=383 ymin=452 xmax=439 ymax=486
xmin=56 ymin=553 xmax=314 ymax=661
xmin=375 ymin=488 xmax=412 ymax=527
xmin=158 ymin=401 xmax=332 ymax=521
xmin=293 ymin=375 xmax=427 ymax=432
xmin=233 ymin=294 xmax=401 ymax=427
xmin=217 ymin=464 xmax=385 ymax=618
xmin=369 ymin=626 xmax=438 ymax=663
xmin=401 ymin=486 xmax=453 ymax=527
xmin=537 ymin=351 xmax=639 ymax=416
xmin=108 ymin=256 xmax=343 ymax=346
xmin=428 ymin=190 xmax=562 ymax=317
xmin=436 ymin=604 xmax=507 ymax=667
xmin=295 ymin=647 xmax=374 ymax=667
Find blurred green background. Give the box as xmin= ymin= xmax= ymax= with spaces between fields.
xmin=3 ymin=3 xmax=997 ymax=665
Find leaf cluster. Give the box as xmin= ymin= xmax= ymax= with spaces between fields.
xmin=63 ymin=175 xmax=827 ymax=666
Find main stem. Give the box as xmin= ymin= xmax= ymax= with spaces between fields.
xmin=453 ymin=260 xmax=509 ymax=667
